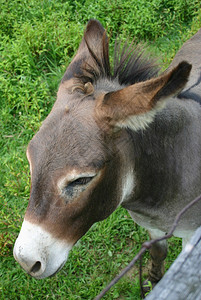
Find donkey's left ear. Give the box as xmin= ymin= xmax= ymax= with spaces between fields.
xmin=62 ymin=19 xmax=107 ymax=81
xmin=95 ymin=61 xmax=192 ymax=131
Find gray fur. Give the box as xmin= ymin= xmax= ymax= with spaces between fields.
xmin=121 ymin=29 xmax=201 ymax=237
xmin=122 ymin=98 xmax=201 ymax=237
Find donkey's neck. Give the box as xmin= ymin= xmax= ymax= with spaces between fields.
xmin=121 ymin=98 xmax=201 ymax=230
xmin=122 ymin=99 xmax=201 ymax=236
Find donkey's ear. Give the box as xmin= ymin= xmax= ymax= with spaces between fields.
xmin=62 ymin=19 xmax=107 ymax=81
xmin=95 ymin=61 xmax=192 ymax=131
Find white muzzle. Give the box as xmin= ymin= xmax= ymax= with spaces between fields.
xmin=13 ymin=220 xmax=72 ymax=279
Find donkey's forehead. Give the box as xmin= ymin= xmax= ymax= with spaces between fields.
xmin=27 ymin=102 xmax=107 ymax=171
xmin=57 ymin=78 xmax=123 ymax=101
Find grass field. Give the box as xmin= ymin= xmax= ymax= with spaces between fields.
xmin=1 ymin=0 xmax=201 ymax=299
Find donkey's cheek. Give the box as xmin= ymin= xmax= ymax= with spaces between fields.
xmin=13 ymin=220 xmax=73 ymax=279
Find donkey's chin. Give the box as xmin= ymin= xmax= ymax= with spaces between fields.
xmin=13 ymin=220 xmax=72 ymax=279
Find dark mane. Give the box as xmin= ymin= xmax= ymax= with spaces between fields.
xmin=113 ymin=41 xmax=160 ymax=85
xmin=80 ymin=33 xmax=160 ymax=86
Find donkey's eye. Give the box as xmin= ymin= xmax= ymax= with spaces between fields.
xmin=58 ymin=174 xmax=97 ymax=201
xmin=69 ymin=176 xmax=94 ymax=187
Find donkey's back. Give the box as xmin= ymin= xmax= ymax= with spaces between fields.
xmin=170 ymin=28 xmax=201 ymax=104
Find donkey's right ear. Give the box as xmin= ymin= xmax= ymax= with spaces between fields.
xmin=95 ymin=61 xmax=192 ymax=132
xmin=61 ymin=20 xmax=107 ymax=82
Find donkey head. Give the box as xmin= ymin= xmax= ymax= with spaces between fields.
xmin=13 ymin=20 xmax=191 ymax=279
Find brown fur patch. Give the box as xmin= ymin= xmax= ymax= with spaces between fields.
xmin=65 ymin=105 xmax=70 ymax=113
xmin=95 ymin=62 xmax=191 ymax=128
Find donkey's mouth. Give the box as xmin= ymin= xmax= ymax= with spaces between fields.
xmin=28 ymin=260 xmax=66 ymax=279
xmin=49 ymin=261 xmax=66 ymax=278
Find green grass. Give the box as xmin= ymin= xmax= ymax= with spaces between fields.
xmin=1 ymin=0 xmax=201 ymax=299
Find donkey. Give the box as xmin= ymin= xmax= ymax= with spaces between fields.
xmin=14 ymin=20 xmax=201 ymax=288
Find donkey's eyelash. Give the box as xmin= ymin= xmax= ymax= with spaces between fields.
xmin=60 ymin=176 xmax=95 ymax=200
xmin=68 ymin=176 xmax=94 ymax=187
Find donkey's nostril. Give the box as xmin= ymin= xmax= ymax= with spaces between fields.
xmin=30 ymin=261 xmax=42 ymax=274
